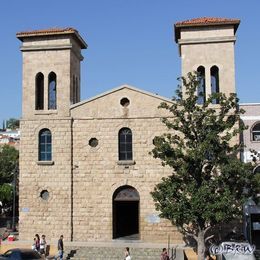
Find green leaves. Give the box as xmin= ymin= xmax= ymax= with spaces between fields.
xmin=151 ymin=72 xmax=257 ymax=243
xmin=0 ymin=145 xmax=18 ymax=205
xmin=6 ymin=118 xmax=19 ymax=130
xmin=0 ymin=184 xmax=13 ymax=202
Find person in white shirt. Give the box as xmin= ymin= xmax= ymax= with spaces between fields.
xmin=125 ymin=247 xmax=131 ymax=260
xmin=39 ymin=234 xmax=47 ymax=256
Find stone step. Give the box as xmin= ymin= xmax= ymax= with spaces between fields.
xmin=254 ymin=249 xmax=260 ymax=260
xmin=64 ymin=246 xmax=184 ymax=260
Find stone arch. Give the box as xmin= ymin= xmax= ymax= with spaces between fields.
xmin=48 ymin=71 xmax=57 ymax=110
xmin=35 ymin=72 xmax=44 ymax=110
xmin=112 ymin=185 xmax=139 ymax=239
xmin=197 ymin=65 xmax=206 ymax=104
xmin=251 ymin=121 xmax=260 ymax=141
xmin=210 ymin=65 xmax=220 ymax=104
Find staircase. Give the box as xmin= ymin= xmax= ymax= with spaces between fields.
xmin=63 ymin=245 xmax=184 ymax=260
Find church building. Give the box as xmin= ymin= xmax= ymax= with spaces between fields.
xmin=17 ymin=17 xmax=240 ymax=243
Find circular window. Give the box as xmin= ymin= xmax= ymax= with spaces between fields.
xmin=120 ymin=98 xmax=130 ymax=107
xmin=40 ymin=190 xmax=49 ymax=200
xmin=89 ymin=138 xmax=98 ymax=147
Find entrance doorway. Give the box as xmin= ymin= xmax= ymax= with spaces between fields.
xmin=113 ymin=186 xmax=139 ymax=239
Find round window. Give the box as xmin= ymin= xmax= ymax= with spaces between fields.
xmin=40 ymin=190 xmax=49 ymax=200
xmin=120 ymin=97 xmax=130 ymax=107
xmin=89 ymin=138 xmax=98 ymax=147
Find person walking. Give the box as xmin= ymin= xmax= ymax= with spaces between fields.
xmin=39 ymin=234 xmax=47 ymax=256
xmin=35 ymin=234 xmax=40 ymax=252
xmin=55 ymin=235 xmax=64 ymax=260
xmin=31 ymin=237 xmax=36 ymax=251
xmin=124 ymin=247 xmax=131 ymax=260
xmin=160 ymin=248 xmax=170 ymax=260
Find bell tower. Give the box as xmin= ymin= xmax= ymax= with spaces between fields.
xmin=175 ymin=17 xmax=240 ymax=97
xmin=17 ymin=28 xmax=87 ymax=241
xmin=17 ymin=28 xmax=87 ymax=118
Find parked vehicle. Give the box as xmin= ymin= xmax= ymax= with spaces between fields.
xmin=0 ymin=248 xmax=43 ymax=259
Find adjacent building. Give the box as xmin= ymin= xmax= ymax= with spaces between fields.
xmin=0 ymin=129 xmax=20 ymax=149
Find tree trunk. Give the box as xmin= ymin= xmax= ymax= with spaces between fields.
xmin=197 ymin=230 xmax=206 ymax=260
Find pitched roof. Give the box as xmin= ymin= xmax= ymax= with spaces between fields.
xmin=174 ymin=17 xmax=240 ymax=42
xmin=16 ymin=27 xmax=87 ymax=49
xmin=71 ymin=84 xmax=173 ymax=109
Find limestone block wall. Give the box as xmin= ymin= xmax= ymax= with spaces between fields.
xmin=71 ymin=87 xmax=171 ymax=119
xmin=71 ymin=117 xmax=183 ymax=243
xmin=179 ymin=25 xmax=236 ymax=96
xmin=22 ymin=49 xmax=71 ymax=119
xmin=70 ymin=50 xmax=81 ymax=103
xmin=181 ymin=41 xmax=235 ymax=95
xmin=180 ymin=26 xmax=235 ymax=39
xmin=19 ymin=118 xmax=72 ymax=242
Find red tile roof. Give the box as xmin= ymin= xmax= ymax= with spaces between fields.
xmin=174 ymin=17 xmax=240 ymax=42
xmin=16 ymin=27 xmax=77 ymax=36
xmin=16 ymin=27 xmax=87 ymax=49
xmin=175 ymin=17 xmax=240 ymax=26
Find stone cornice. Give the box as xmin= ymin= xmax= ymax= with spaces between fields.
xmin=20 ymin=44 xmax=84 ymax=60
xmin=20 ymin=44 xmax=72 ymax=51
xmin=178 ymin=36 xmax=236 ymax=45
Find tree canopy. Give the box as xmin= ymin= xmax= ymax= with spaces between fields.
xmin=151 ymin=72 xmax=259 ymax=259
xmin=6 ymin=118 xmax=20 ymax=130
xmin=0 ymin=145 xmax=19 ymax=209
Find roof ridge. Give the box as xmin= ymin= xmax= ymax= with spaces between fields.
xmin=16 ymin=27 xmax=77 ymax=36
xmin=175 ymin=17 xmax=240 ymax=26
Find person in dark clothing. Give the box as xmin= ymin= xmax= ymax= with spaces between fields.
xmin=55 ymin=235 xmax=64 ymax=260
xmin=35 ymin=234 xmax=40 ymax=252
xmin=160 ymin=248 xmax=170 ymax=260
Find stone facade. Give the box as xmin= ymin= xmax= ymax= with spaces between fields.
xmin=240 ymin=103 xmax=260 ymax=163
xmin=17 ymin=18 xmax=240 ymax=243
xmin=175 ymin=18 xmax=239 ymax=97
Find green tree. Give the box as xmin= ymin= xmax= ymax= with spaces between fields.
xmin=0 ymin=145 xmax=19 ymax=210
xmin=6 ymin=118 xmax=19 ymax=130
xmin=151 ymin=73 xmax=259 ymax=260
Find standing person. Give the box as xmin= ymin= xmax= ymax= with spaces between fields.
xmin=40 ymin=234 xmax=47 ymax=256
xmin=55 ymin=235 xmax=64 ymax=260
xmin=160 ymin=248 xmax=170 ymax=260
xmin=31 ymin=237 xmax=36 ymax=251
xmin=124 ymin=247 xmax=131 ymax=260
xmin=35 ymin=234 xmax=40 ymax=252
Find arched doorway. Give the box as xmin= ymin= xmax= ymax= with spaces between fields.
xmin=113 ymin=185 xmax=139 ymax=239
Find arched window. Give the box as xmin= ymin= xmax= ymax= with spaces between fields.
xmin=119 ymin=128 xmax=132 ymax=160
xmin=35 ymin=73 xmax=44 ymax=110
xmin=252 ymin=123 xmax=260 ymax=141
xmin=48 ymin=72 xmax=57 ymax=109
xmin=197 ymin=66 xmax=206 ymax=104
xmin=211 ymin=66 xmax=220 ymax=104
xmin=39 ymin=129 xmax=52 ymax=161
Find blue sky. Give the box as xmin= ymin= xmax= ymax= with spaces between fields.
xmin=1 ymin=0 xmax=260 ymax=124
